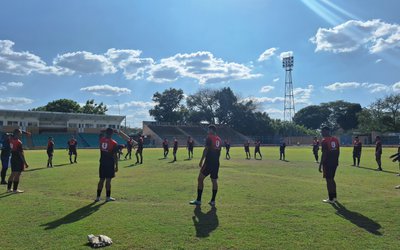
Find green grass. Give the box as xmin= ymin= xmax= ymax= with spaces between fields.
xmin=0 ymin=146 xmax=399 ymax=249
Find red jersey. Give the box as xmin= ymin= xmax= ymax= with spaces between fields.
xmin=205 ymin=134 xmax=222 ymax=160
xmin=47 ymin=141 xmax=54 ymax=151
xmin=137 ymin=137 xmax=144 ymax=150
xmin=313 ymin=139 xmax=319 ymax=151
xmin=10 ymin=138 xmax=23 ymax=154
xmin=68 ymin=139 xmax=77 ymax=148
xmin=99 ymin=137 xmax=118 ymax=162
xmin=127 ymin=139 xmax=133 ymax=149
xmin=163 ymin=140 xmax=169 ymax=148
xmin=375 ymin=140 xmax=382 ymax=154
xmin=173 ymin=139 xmax=178 ymax=150
xmin=321 ymin=137 xmax=340 ymax=166
xmin=353 ymin=140 xmax=362 ymax=153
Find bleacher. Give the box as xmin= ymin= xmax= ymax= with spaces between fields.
xmin=147 ymin=125 xmax=188 ymax=145
xmin=145 ymin=122 xmax=250 ymax=146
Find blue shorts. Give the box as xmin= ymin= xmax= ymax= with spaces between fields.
xmin=1 ymin=156 xmax=10 ymax=170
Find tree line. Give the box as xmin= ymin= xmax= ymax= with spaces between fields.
xmin=149 ymin=87 xmax=400 ymax=135
xmin=149 ymin=87 xmax=315 ymax=136
xmin=31 ymin=99 xmax=108 ymax=115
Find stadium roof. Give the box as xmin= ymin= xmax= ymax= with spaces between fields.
xmin=0 ymin=109 xmax=125 ymax=122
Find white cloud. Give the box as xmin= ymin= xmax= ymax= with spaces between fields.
xmin=325 ymin=81 xmax=396 ymax=93
xmin=242 ymin=96 xmax=284 ymax=104
xmin=6 ymin=81 xmax=24 ymax=87
xmin=310 ymin=19 xmax=400 ymax=54
xmin=264 ymin=108 xmax=284 ymax=114
xmin=325 ymin=82 xmax=361 ymax=91
xmin=54 ymin=51 xmax=116 ymax=74
xmin=147 ymin=51 xmax=261 ymax=84
xmin=280 ymin=51 xmax=294 ymax=60
xmin=105 ymin=48 xmax=154 ymax=80
xmin=258 ymin=48 xmax=278 ymax=62
xmin=392 ymin=81 xmax=400 ymax=92
xmin=361 ymin=83 xmax=390 ymax=93
xmin=260 ymin=85 xmax=274 ymax=93
xmin=0 ymin=86 xmax=7 ymax=91
xmin=0 ymin=40 xmax=64 ymax=75
xmin=375 ymin=59 xmax=382 ymax=63
xmin=109 ymin=100 xmax=155 ymax=109
xmin=0 ymin=97 xmax=34 ymax=106
xmin=273 ymin=77 xmax=280 ymax=82
xmin=294 ymin=85 xmax=314 ymax=104
xmin=80 ymin=84 xmax=131 ymax=96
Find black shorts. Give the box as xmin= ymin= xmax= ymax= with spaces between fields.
xmin=323 ymin=165 xmax=338 ymax=179
xmin=353 ymin=151 xmax=361 ymax=158
xmin=201 ymin=160 xmax=220 ymax=179
xmin=47 ymin=150 xmax=54 ymax=157
xmin=255 ymin=148 xmax=260 ymax=153
xmin=11 ymin=157 xmax=24 ymax=172
xmin=99 ymin=163 xmax=115 ymax=179
xmin=313 ymin=150 xmax=318 ymax=155
xmin=137 ymin=148 xmax=143 ymax=153
xmin=188 ymin=147 xmax=194 ymax=152
xmin=173 ymin=148 xmax=178 ymax=153
xmin=245 ymin=148 xmax=249 ymax=152
xmin=69 ymin=149 xmax=77 ymax=155
xmin=163 ymin=147 xmax=169 ymax=151
xmin=375 ymin=153 xmax=381 ymax=161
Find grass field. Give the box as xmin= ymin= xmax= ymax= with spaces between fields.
xmin=0 ymin=146 xmax=399 ymax=249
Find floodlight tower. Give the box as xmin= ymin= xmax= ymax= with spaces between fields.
xmin=282 ymin=55 xmax=295 ymax=122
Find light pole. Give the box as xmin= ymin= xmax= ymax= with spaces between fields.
xmin=282 ymin=55 xmax=295 ymax=122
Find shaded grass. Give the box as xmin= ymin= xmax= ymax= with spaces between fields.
xmin=0 ymin=146 xmax=399 ymax=249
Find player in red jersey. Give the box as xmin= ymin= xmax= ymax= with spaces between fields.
xmin=254 ymin=140 xmax=262 ymax=160
xmin=47 ymin=137 xmax=54 ymax=168
xmin=124 ymin=137 xmax=134 ymax=160
xmin=312 ymin=137 xmax=320 ymax=163
xmin=244 ymin=140 xmax=250 ymax=160
xmin=95 ymin=128 xmax=118 ymax=202
xmin=162 ymin=138 xmax=169 ymax=158
xmin=352 ymin=136 xmax=362 ymax=167
xmin=67 ymin=135 xmax=78 ymax=164
xmin=135 ymin=134 xmax=144 ymax=164
xmin=7 ymin=129 xmax=29 ymax=193
xmin=172 ymin=137 xmax=178 ymax=162
xmin=187 ymin=136 xmax=194 ymax=159
xmin=375 ymin=136 xmax=383 ymax=171
xmin=318 ymin=127 xmax=340 ymax=204
xmin=190 ymin=125 xmax=222 ymax=206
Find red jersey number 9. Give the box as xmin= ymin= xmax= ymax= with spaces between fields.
xmin=215 ymin=140 xmax=220 ymax=148
xmin=331 ymin=141 xmax=336 ymax=149
xmin=101 ymin=142 xmax=108 ymax=150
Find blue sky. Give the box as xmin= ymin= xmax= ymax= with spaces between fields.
xmin=0 ymin=0 xmax=399 ymax=127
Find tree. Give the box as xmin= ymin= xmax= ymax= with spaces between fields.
xmin=215 ymin=87 xmax=237 ymax=125
xmin=293 ymin=105 xmax=330 ymax=129
xmin=323 ymin=101 xmax=362 ymax=131
xmin=149 ymin=88 xmax=186 ymax=122
xmin=186 ymin=89 xmax=218 ymax=124
xmin=381 ymin=94 xmax=400 ymax=131
xmin=32 ymin=99 xmax=81 ymax=113
xmin=81 ymin=99 xmax=108 ymax=115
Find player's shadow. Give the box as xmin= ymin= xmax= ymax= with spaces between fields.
xmin=357 ymin=166 xmax=397 ymax=174
xmin=168 ymin=160 xmax=177 ymax=163
xmin=0 ymin=192 xmax=14 ymax=199
xmin=331 ymin=202 xmax=382 ymax=236
xmin=41 ymin=202 xmax=105 ymax=230
xmin=192 ymin=205 xmax=219 ymax=238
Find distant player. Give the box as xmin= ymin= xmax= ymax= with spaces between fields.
xmin=7 ymin=129 xmax=29 ymax=193
xmin=390 ymin=145 xmax=400 ymax=176
xmin=117 ymin=144 xmax=125 ymax=160
xmin=125 ymin=137 xmax=133 ymax=160
xmin=224 ymin=140 xmax=231 ymax=160
xmin=187 ymin=136 xmax=194 ymax=159
xmin=95 ymin=128 xmax=118 ymax=202
xmin=319 ymin=127 xmax=340 ymax=204
xmin=375 ymin=136 xmax=383 ymax=171
xmin=254 ymin=140 xmax=262 ymax=160
xmin=352 ymin=136 xmax=362 ymax=167
xmin=162 ymin=138 xmax=169 ymax=158
xmin=312 ymin=137 xmax=319 ymax=163
xmin=244 ymin=140 xmax=250 ymax=160
xmin=47 ymin=137 xmax=54 ymax=168
xmin=190 ymin=125 xmax=222 ymax=206
xmin=135 ymin=135 xmax=144 ymax=164
xmin=279 ymin=139 xmax=286 ymax=161
xmin=67 ymin=135 xmax=78 ymax=164
xmin=173 ymin=137 xmax=178 ymax=162
xmin=1 ymin=133 xmax=11 ymax=184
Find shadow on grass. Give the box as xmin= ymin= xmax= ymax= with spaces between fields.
xmin=184 ymin=158 xmax=193 ymax=161
xmin=331 ymin=202 xmax=382 ymax=236
xmin=192 ymin=205 xmax=219 ymax=238
xmin=25 ymin=163 xmax=72 ymax=172
xmin=41 ymin=202 xmax=105 ymax=230
xmin=124 ymin=163 xmax=140 ymax=168
xmin=168 ymin=160 xmax=177 ymax=164
xmin=0 ymin=192 xmax=14 ymax=199
xmin=357 ymin=166 xmax=397 ymax=174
